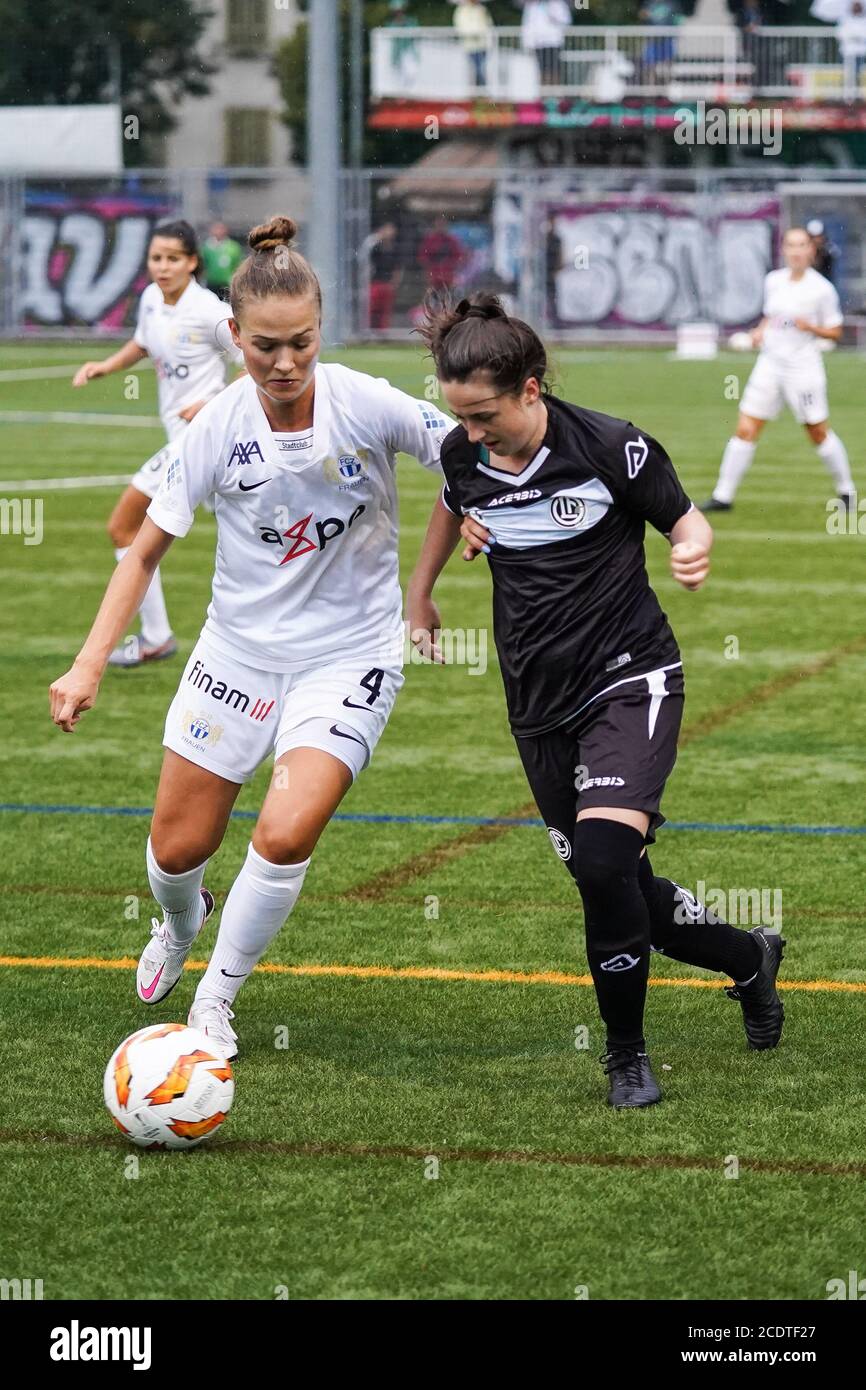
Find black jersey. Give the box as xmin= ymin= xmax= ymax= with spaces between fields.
xmin=439 ymin=394 xmax=692 ymax=737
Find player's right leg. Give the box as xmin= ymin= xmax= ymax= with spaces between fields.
xmin=107 ymin=459 xmax=177 ymax=668
xmin=137 ymin=749 xmax=243 ymax=1004
xmin=702 ymin=355 xmax=780 ymax=510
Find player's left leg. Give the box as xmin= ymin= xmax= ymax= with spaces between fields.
xmin=786 ymin=364 xmax=854 ymax=505
xmin=804 ymin=419 xmax=854 ymax=507
xmin=189 ymin=659 xmax=403 ymax=1057
xmin=107 ymin=471 xmax=176 ymax=666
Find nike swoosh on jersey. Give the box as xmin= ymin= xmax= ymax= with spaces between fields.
xmin=330 ymin=723 xmax=367 ymax=746
xmin=238 ymin=478 xmax=272 ymax=491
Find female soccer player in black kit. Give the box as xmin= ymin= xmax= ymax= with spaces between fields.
xmin=408 ymin=295 xmax=785 ymax=1109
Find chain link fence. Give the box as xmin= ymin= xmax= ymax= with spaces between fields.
xmin=2 ymin=166 xmax=865 ymax=343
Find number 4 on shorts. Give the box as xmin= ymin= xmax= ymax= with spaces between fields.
xmin=342 ymin=668 xmax=385 ymax=710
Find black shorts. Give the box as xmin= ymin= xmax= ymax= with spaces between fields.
xmin=515 ymin=664 xmax=684 ymax=869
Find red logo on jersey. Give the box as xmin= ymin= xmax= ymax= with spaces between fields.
xmin=257 ymin=504 xmax=366 ymax=564
xmin=280 ymin=512 xmax=317 ymax=564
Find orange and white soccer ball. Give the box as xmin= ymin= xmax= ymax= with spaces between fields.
xmin=104 ymin=1023 xmax=234 ymax=1150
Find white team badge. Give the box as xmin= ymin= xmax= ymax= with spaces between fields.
xmin=182 ymin=710 xmax=223 ymax=746
xmin=548 ymin=827 xmax=572 ymax=861
xmin=550 ymin=495 xmax=587 ymax=529
xmin=323 ymin=450 xmax=370 ymax=491
xmin=625 ymin=437 xmax=648 ymax=480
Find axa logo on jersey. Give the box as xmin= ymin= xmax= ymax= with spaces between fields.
xmin=258 ymin=504 xmax=366 ymax=564
xmin=228 ymin=439 xmax=265 ymax=466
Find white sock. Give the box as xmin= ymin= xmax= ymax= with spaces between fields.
xmin=714 ymin=437 xmax=756 ymax=504
xmin=146 ymin=837 xmax=208 ymax=946
xmin=114 ymin=547 xmax=172 ymax=648
xmin=194 ymin=844 xmax=311 ymax=1007
xmin=816 ymin=430 xmax=854 ymax=496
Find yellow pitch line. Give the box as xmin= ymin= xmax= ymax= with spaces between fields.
xmin=0 ymin=955 xmax=863 ymax=994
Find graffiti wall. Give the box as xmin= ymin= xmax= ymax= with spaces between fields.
xmin=22 ymin=187 xmax=177 ymax=330
xmin=545 ymin=197 xmax=780 ymax=330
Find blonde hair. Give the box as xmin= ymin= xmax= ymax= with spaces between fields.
xmin=230 ymin=215 xmax=322 ymax=320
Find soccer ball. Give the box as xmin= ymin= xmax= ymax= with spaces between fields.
xmin=104 ymin=1023 xmax=234 ymax=1150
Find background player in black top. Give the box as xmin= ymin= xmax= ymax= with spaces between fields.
xmin=408 ymin=294 xmax=785 ymax=1109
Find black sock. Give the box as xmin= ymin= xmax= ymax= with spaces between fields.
xmin=638 ymin=854 xmax=763 ymax=981
xmin=573 ymin=820 xmax=650 ymax=1050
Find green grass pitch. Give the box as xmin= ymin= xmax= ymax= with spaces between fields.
xmin=1 ymin=342 xmax=865 ymax=1301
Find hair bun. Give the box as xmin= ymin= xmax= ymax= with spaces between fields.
xmin=248 ymin=215 xmax=298 ymax=252
xmin=456 ymin=295 xmax=506 ymax=323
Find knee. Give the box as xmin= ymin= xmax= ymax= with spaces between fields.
xmin=572 ymin=820 xmax=644 ymax=898
xmin=253 ymin=814 xmax=318 ymax=866
xmin=149 ymin=831 xmax=219 ymax=875
xmin=808 ymin=424 xmax=828 ymax=445
xmin=735 ymin=420 xmax=759 ymax=444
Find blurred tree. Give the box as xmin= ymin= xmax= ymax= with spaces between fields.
xmin=0 ymin=0 xmax=215 ymax=165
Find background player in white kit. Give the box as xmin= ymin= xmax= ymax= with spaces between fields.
xmin=72 ymin=220 xmax=243 ymax=667
xmin=703 ymin=227 xmax=853 ymax=513
xmin=50 ymin=216 xmax=452 ymax=1059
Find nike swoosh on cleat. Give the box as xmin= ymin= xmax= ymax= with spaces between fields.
xmin=139 ymin=964 xmax=165 ymax=1000
xmin=238 ymin=478 xmax=272 ymax=491
xmin=330 ymin=723 xmax=366 ymax=746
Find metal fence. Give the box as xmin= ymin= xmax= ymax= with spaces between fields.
xmin=340 ymin=166 xmax=866 ymax=344
xmin=3 ymin=166 xmax=866 ymax=344
xmin=371 ymin=25 xmax=863 ymax=104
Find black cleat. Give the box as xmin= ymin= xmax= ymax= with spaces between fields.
xmin=601 ymin=1048 xmax=662 ymax=1109
xmin=725 ymin=928 xmax=785 ymax=1050
xmin=700 ymin=497 xmax=733 ymax=513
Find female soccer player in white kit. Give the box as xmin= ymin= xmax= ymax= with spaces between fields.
xmin=72 ymin=220 xmax=243 ymax=667
xmin=50 ymin=216 xmax=452 ymax=1059
xmin=703 ymin=226 xmax=854 ymax=512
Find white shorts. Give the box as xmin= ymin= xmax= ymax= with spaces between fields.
xmin=130 ymin=442 xmax=174 ymax=500
xmin=163 ymin=634 xmax=404 ymax=785
xmin=740 ymin=354 xmax=829 ymax=426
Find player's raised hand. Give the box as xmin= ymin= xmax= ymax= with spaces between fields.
xmin=49 ymin=663 xmax=101 ymax=732
xmin=670 ymin=541 xmax=710 ymax=591
xmin=72 ymin=362 xmax=108 ymax=387
xmin=460 ymin=515 xmax=493 ymax=561
xmin=407 ymin=594 xmax=446 ymax=664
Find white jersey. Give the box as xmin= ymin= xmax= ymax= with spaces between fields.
xmin=760 ymin=267 xmax=842 ymax=368
xmin=134 ymin=279 xmax=243 ymax=438
xmin=147 ymin=364 xmax=453 ymax=673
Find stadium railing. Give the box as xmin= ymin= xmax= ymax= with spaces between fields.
xmin=370 ymin=25 xmax=862 ymax=104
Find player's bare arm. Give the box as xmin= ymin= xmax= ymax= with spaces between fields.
xmin=49 ymin=519 xmax=176 ymax=731
xmin=406 ymin=495 xmax=464 ymax=662
xmin=669 ymin=507 xmax=713 ymax=591
xmin=793 ymin=318 xmax=843 ymax=342
xmin=72 ymin=338 xmax=147 ymax=386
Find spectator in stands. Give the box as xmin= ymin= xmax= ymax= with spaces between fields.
xmin=201 ymin=221 xmax=244 ymax=302
xmin=418 ymin=216 xmax=467 ymax=295
xmin=454 ymin=0 xmax=493 ymax=90
xmin=386 ymin=0 xmax=421 ymax=89
xmin=639 ymin=0 xmax=682 ymax=84
xmin=365 ymin=222 xmax=403 ymax=331
xmin=807 ymin=219 xmax=838 ymax=282
xmin=520 ymin=1 xmax=573 ymax=89
xmin=837 ymin=1 xmax=866 ymax=99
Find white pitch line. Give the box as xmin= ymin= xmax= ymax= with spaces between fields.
xmin=0 ymin=364 xmax=152 ymax=382
xmin=0 ymin=411 xmax=161 ymax=427
xmin=0 ymin=475 xmax=132 ymax=491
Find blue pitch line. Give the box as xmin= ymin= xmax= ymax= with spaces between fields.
xmin=1 ymin=802 xmax=865 ymax=836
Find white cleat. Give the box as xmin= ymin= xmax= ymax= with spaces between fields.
xmin=136 ymin=889 xmax=214 ymax=1005
xmin=187 ymin=998 xmax=238 ymax=1060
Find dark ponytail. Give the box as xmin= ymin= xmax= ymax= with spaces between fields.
xmin=150 ymin=219 xmax=202 ymax=280
xmin=417 ymin=292 xmax=550 ymax=397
